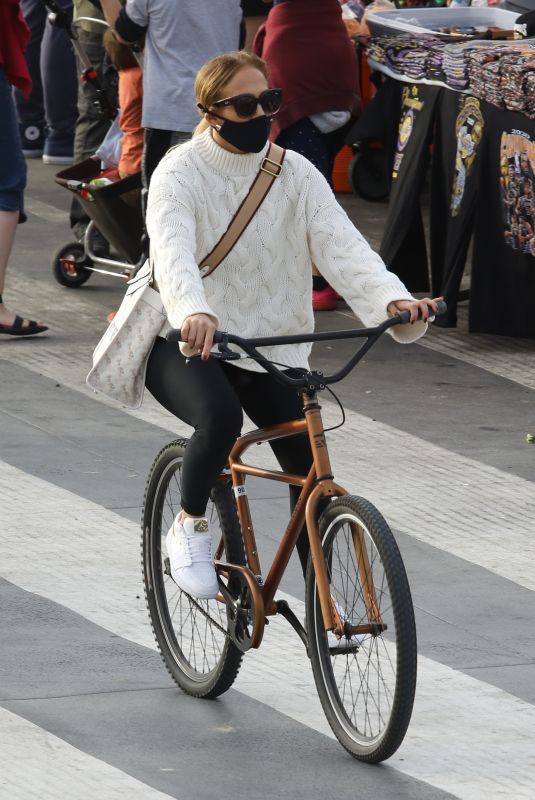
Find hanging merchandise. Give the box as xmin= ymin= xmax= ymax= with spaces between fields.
xmin=362 ymin=0 xmax=535 ymax=334
xmin=430 ymin=91 xmax=485 ymax=326
xmin=470 ymin=105 xmax=535 ymax=336
xmin=378 ymin=82 xmax=442 ymax=291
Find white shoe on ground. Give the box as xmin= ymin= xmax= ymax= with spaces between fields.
xmin=166 ymin=515 xmax=219 ymax=599
xmin=327 ymin=600 xmax=366 ymax=651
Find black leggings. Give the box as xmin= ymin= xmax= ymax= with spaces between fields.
xmin=146 ymin=338 xmax=315 ymax=571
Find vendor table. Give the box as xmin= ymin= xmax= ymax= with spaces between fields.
xmin=351 ymin=65 xmax=535 ymax=338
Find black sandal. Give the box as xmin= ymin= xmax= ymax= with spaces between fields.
xmin=0 ymin=315 xmax=48 ymax=336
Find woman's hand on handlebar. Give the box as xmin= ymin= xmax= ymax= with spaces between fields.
xmin=387 ymin=296 xmax=444 ymax=324
xmin=181 ymin=313 xmax=217 ymax=360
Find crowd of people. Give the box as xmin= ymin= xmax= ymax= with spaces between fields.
xmin=1 ymin=0 xmax=367 ymax=332
xmin=1 ymin=0 xmax=440 ymax=597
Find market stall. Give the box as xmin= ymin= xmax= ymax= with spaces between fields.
xmin=347 ymin=2 xmax=535 ymax=337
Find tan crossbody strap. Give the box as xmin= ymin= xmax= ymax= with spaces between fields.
xmin=198 ymin=142 xmax=286 ymax=279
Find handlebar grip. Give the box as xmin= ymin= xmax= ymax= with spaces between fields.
xmin=396 ymin=299 xmax=447 ymax=325
xmin=165 ymin=330 xmax=225 ymax=344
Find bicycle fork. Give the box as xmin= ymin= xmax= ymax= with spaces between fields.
xmin=303 ymin=392 xmax=384 ymax=638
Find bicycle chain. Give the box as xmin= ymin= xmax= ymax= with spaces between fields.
xmin=165 ymin=557 xmax=230 ymax=638
xmin=186 ymin=593 xmax=230 ymax=638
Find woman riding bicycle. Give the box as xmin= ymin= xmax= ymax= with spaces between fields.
xmin=145 ymin=50 xmax=441 ymax=600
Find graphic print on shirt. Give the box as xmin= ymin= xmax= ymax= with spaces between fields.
xmin=499 ymin=130 xmax=535 ymax=257
xmin=392 ymin=86 xmax=424 ymax=179
xmin=450 ymin=97 xmax=483 ymax=217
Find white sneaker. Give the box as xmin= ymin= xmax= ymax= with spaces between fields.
xmin=327 ymin=600 xmax=366 ymax=651
xmin=165 ymin=515 xmax=219 ymax=599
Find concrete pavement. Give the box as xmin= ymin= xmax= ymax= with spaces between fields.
xmin=0 ymin=159 xmax=534 ymax=798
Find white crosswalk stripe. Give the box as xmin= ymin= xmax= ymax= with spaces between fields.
xmin=0 ymin=707 xmax=175 ymax=799
xmin=2 ymin=258 xmax=535 ymax=798
xmin=3 ymin=324 xmax=535 ymax=592
xmin=1 ymin=459 xmax=534 ymax=799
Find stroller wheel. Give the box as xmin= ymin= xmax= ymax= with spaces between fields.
xmin=348 ymin=149 xmax=391 ymax=203
xmin=52 ymin=242 xmax=92 ymax=288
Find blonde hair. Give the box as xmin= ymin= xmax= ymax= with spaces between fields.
xmin=193 ymin=51 xmax=268 ymax=137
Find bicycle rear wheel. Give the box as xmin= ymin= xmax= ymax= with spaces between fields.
xmin=142 ymin=439 xmax=245 ymax=698
xmin=306 ymin=495 xmax=417 ymax=763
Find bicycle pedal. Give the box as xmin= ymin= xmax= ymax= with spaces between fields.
xmin=164 ymin=556 xmax=171 ymax=577
xmin=329 ymin=643 xmax=361 ymax=655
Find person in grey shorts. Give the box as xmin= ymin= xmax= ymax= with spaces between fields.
xmin=100 ymin=0 xmax=242 ymax=190
xmin=13 ymin=0 xmax=78 ymax=165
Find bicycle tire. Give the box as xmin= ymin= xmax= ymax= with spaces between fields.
xmin=305 ymin=495 xmax=417 ymax=763
xmin=142 ymin=439 xmax=245 ymax=698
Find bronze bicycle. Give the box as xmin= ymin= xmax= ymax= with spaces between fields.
xmin=142 ymin=306 xmax=445 ymax=762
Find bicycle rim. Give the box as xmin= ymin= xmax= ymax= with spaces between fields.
xmin=142 ymin=440 xmax=243 ymax=697
xmin=307 ymin=496 xmax=417 ymax=762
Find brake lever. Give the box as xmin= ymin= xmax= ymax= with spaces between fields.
xmin=215 ymin=334 xmax=241 ymax=360
xmin=216 ymin=343 xmax=241 ymax=360
xmin=185 ymin=344 xmax=241 ymax=364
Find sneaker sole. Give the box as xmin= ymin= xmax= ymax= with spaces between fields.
xmin=165 ymin=531 xmax=219 ymax=600
xmin=23 ymin=150 xmax=44 ymax=159
xmin=169 ymin=570 xmax=219 ymax=600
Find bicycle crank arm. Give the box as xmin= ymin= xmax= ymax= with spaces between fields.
xmin=215 ymin=561 xmax=265 ymax=651
xmin=276 ymin=600 xmax=310 ymax=657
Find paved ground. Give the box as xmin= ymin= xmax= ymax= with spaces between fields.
xmin=1 ymin=158 xmax=535 ymax=799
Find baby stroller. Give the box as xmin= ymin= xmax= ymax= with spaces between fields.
xmin=45 ymin=0 xmax=145 ymax=287
xmin=52 ymin=160 xmax=144 ymax=287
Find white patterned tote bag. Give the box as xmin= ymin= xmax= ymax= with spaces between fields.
xmin=86 ymin=260 xmax=166 ymax=408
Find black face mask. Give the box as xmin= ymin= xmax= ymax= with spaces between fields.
xmin=211 ymin=111 xmax=272 ymax=153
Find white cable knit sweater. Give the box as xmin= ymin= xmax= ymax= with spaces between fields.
xmin=146 ymin=128 xmax=427 ymax=372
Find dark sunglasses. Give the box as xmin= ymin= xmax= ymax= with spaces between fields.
xmin=210 ymin=88 xmax=283 ymax=118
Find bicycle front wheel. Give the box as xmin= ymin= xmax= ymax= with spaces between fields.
xmin=142 ymin=439 xmax=245 ymax=698
xmin=306 ymin=495 xmax=417 ymax=763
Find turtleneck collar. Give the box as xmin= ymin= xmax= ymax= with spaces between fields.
xmin=193 ymin=128 xmax=270 ymax=177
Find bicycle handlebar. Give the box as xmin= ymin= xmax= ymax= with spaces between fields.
xmin=165 ymin=300 xmax=447 ymax=391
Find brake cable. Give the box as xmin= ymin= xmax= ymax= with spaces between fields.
xmin=206 ymin=349 xmax=348 ymax=433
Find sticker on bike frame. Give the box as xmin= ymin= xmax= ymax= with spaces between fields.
xmin=233 ymin=485 xmax=247 ymax=497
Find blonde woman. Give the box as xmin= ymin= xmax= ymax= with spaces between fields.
xmin=145 ymin=50 xmax=440 ymax=600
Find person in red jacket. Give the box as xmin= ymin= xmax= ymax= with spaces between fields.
xmin=254 ymin=0 xmax=360 ymax=310
xmin=0 ymin=0 xmax=47 ymax=336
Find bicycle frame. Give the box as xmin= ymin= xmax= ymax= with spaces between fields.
xmin=215 ymin=387 xmax=381 ymax=648
xmin=166 ymin=306 xmax=447 ymax=650
xmin=150 ymin=312 xmax=442 ymax=759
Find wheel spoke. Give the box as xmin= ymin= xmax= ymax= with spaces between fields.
xmin=142 ymin=444 xmax=244 ymax=698
xmin=307 ymin=497 xmax=416 ymax=762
